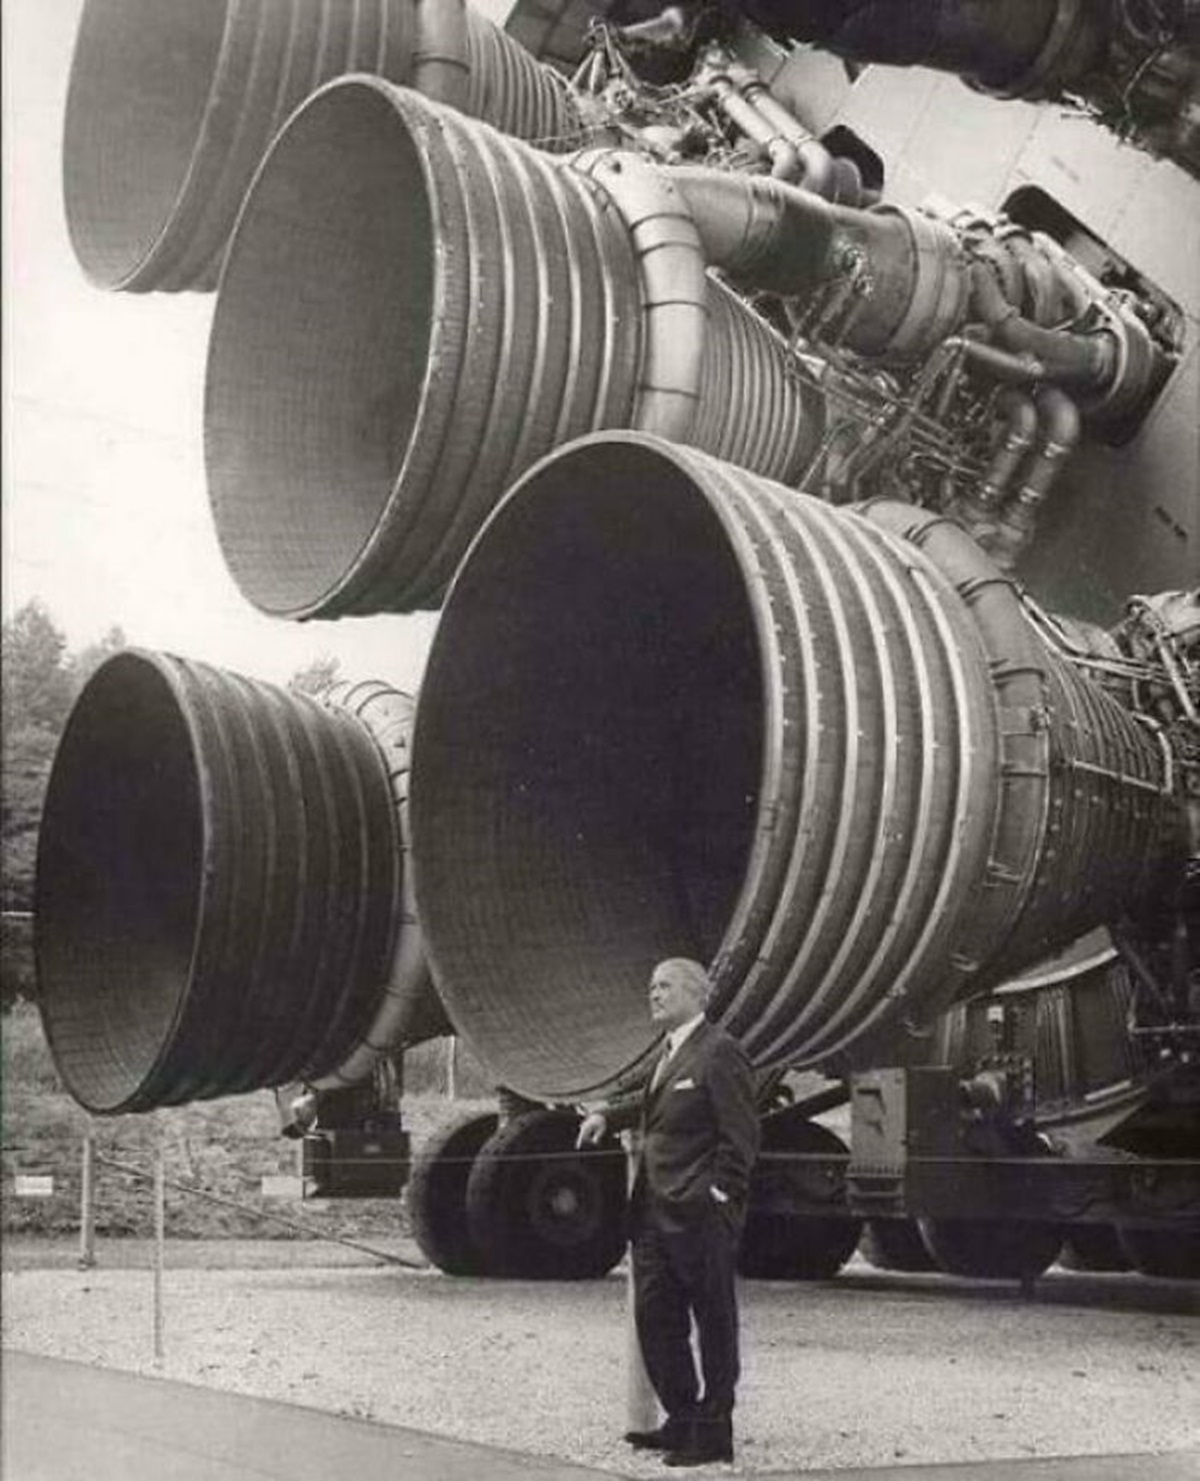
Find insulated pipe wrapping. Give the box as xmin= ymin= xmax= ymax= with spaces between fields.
xmin=666 ymin=167 xmax=839 ymax=297
xmin=205 ymin=84 xmax=824 ymax=618
xmin=666 ymin=173 xmax=973 ymax=360
xmin=35 ymin=652 xmax=402 ymax=1115
xmin=409 ymin=433 xmax=1178 ymax=1102
xmin=63 ymin=0 xmax=580 ymax=292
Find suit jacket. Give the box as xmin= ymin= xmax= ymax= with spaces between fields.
xmin=613 ymin=1021 xmax=760 ymax=1230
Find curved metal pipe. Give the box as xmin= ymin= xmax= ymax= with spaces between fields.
xmin=573 ymin=150 xmax=709 ymax=442
xmin=959 ymin=338 xmax=1046 ymax=385
xmin=35 ymin=652 xmax=404 ymax=1114
xmin=970 ymin=261 xmax=1118 ymax=392
xmin=409 ymin=432 xmax=1179 ymax=1101
xmin=664 ymin=169 xmax=958 ymax=358
xmin=952 ymin=387 xmax=1040 ymax=538
xmin=988 ymin=386 xmax=1082 ymax=570
xmin=414 ymin=0 xmax=470 ymax=111
xmin=1002 ymin=231 xmax=1062 ymax=326
xmin=62 ymin=0 xmax=580 ymax=292
xmin=667 ymin=167 xmax=838 ymax=294
xmin=734 ymin=87 xmax=835 ymax=198
xmin=969 ymin=235 xmax=1026 ymax=308
xmin=730 ymin=72 xmax=841 ymax=199
xmin=706 ymin=67 xmax=803 ymax=180
xmin=1000 ymin=230 xmax=1093 ymax=329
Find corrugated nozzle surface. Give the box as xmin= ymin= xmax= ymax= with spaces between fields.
xmin=409 ymin=434 xmax=1175 ymax=1101
xmin=35 ymin=651 xmax=401 ymax=1114
xmin=62 ymin=0 xmax=579 ymax=291
xmin=204 ymin=82 xmax=824 ymax=618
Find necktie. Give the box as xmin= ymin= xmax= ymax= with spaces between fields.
xmin=650 ymin=1037 xmax=674 ymax=1092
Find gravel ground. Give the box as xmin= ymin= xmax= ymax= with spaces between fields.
xmin=3 ymin=1239 xmax=1198 ymax=1475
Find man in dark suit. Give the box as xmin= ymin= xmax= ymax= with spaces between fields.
xmin=577 ymin=957 xmax=760 ymax=1467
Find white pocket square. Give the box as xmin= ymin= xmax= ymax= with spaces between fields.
xmin=672 ymin=1077 xmax=696 ymax=1090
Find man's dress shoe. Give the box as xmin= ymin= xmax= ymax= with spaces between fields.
xmin=662 ymin=1439 xmax=735 ymax=1466
xmin=662 ymin=1417 xmax=734 ymax=1466
xmin=623 ymin=1419 xmax=688 ymax=1451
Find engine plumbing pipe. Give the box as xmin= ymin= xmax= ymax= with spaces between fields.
xmin=952 ymin=387 xmax=1040 ymax=538
xmin=698 ymin=48 xmax=844 ymax=198
xmin=661 ymin=170 xmax=961 ymax=359
xmin=34 ymin=652 xmax=428 ymax=1115
xmin=969 ymin=261 xmax=1117 ymax=392
xmin=408 ymin=432 xmax=1182 ymax=1103
xmin=62 ymin=0 xmax=581 ymax=292
xmin=987 ymin=386 xmax=1082 ymax=571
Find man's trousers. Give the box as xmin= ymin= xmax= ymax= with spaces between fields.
xmin=631 ymin=1199 xmax=741 ymax=1422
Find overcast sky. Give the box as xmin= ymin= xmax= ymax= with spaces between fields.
xmin=2 ymin=0 xmax=437 ymax=689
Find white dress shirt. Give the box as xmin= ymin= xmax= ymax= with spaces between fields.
xmin=662 ymin=1012 xmax=706 ymax=1063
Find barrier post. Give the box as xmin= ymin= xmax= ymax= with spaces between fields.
xmin=446 ymin=1036 xmax=458 ymax=1100
xmin=621 ymin=1129 xmax=658 ymax=1435
xmin=78 ymin=1129 xmax=97 ymax=1269
xmin=153 ymin=1128 xmax=166 ymax=1363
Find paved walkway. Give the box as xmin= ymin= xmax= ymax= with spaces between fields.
xmin=3 ymin=1352 xmax=1197 ymax=1481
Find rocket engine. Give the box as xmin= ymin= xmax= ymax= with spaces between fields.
xmin=36 ymin=0 xmax=1200 ymax=1279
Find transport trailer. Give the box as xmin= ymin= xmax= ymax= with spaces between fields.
xmin=283 ymin=934 xmax=1200 ymax=1283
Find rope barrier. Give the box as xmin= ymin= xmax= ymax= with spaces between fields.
xmin=268 ymin=1146 xmax=1200 ymax=1169
xmin=93 ymin=1152 xmax=426 ymax=1270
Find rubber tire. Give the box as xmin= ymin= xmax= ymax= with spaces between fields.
xmin=859 ymin=1218 xmax=937 ymax=1273
xmin=466 ymin=1109 xmax=626 ymax=1279
xmin=1058 ymin=1223 xmax=1132 ymax=1273
xmin=919 ymin=1217 xmax=1063 ymax=1280
xmin=407 ymin=1111 xmax=499 ymax=1275
xmin=1117 ymin=1226 xmax=1200 ymax=1279
xmin=738 ymin=1111 xmax=862 ymax=1280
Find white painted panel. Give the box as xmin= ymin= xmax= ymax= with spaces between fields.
xmin=832 ymin=65 xmax=941 ymax=177
xmin=1006 ymin=108 xmax=1153 ymax=240
xmin=901 ymin=77 xmax=1040 ymax=212
xmin=1107 ymin=158 xmax=1200 ymax=316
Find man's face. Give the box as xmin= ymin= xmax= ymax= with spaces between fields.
xmin=648 ymin=968 xmax=704 ymax=1031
